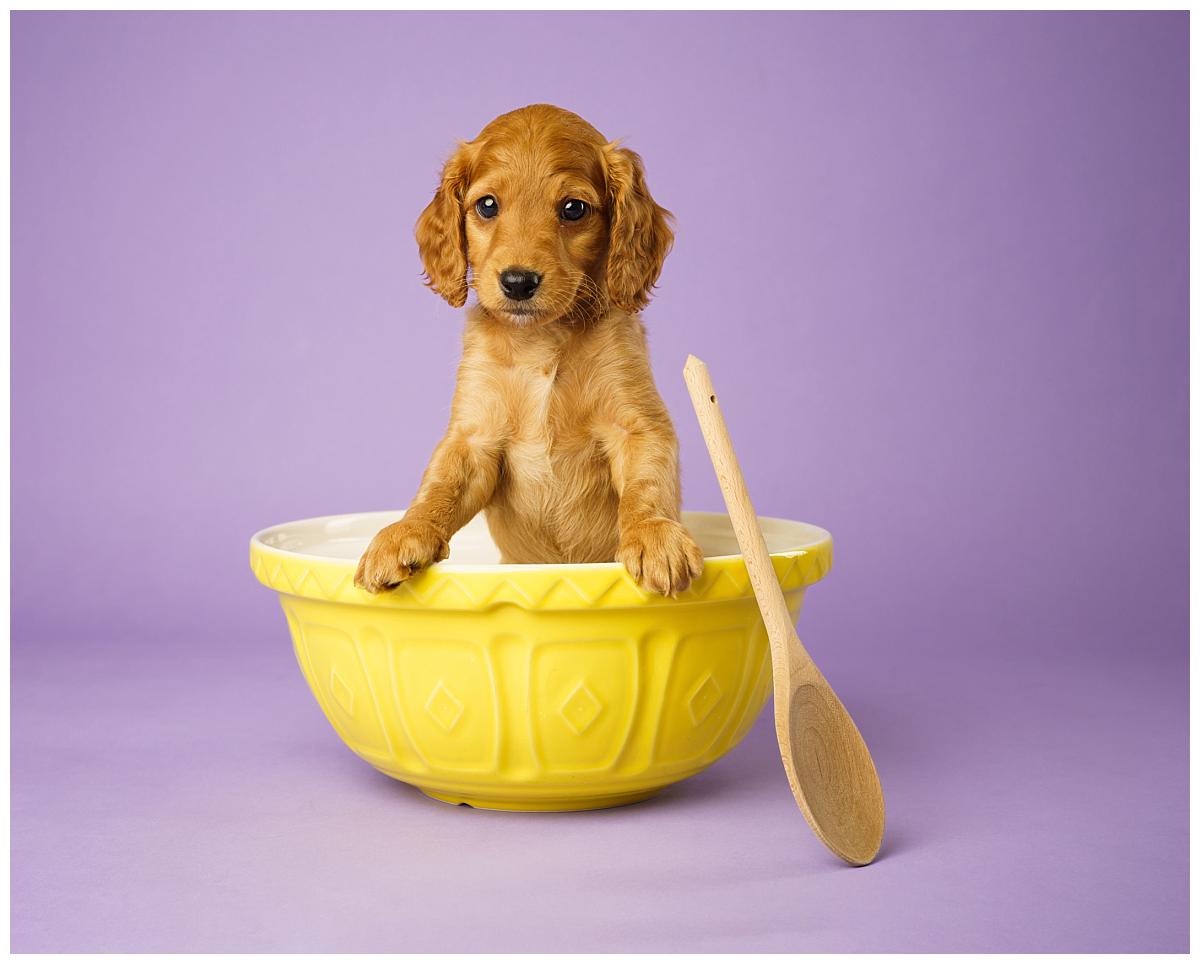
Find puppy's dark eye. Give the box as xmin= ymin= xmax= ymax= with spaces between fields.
xmin=560 ymin=199 xmax=588 ymax=222
xmin=475 ymin=196 xmax=499 ymax=219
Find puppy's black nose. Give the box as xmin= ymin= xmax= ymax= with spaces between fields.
xmin=499 ymin=268 xmax=541 ymax=301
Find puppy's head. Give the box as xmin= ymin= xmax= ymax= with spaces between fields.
xmin=415 ymin=104 xmax=673 ymax=323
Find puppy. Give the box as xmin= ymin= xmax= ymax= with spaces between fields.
xmin=355 ymin=104 xmax=703 ymax=596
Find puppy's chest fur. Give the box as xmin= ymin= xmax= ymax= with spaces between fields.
xmin=487 ymin=348 xmax=619 ymax=563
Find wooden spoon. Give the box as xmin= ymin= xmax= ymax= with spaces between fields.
xmin=683 ymin=354 xmax=885 ymax=866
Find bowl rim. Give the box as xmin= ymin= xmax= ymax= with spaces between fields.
xmin=249 ymin=508 xmax=831 ymax=573
xmin=249 ymin=509 xmax=833 ymax=608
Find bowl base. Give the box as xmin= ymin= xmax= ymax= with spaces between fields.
xmin=418 ymin=787 xmax=662 ymax=812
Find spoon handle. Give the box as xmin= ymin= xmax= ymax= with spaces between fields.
xmin=682 ymin=355 xmax=809 ymax=670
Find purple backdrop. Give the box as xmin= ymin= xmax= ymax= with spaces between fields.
xmin=11 ymin=11 xmax=1188 ymax=953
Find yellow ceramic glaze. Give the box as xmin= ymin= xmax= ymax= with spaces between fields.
xmin=249 ymin=510 xmax=832 ymax=811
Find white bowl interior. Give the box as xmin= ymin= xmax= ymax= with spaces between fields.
xmin=253 ymin=511 xmax=830 ymax=569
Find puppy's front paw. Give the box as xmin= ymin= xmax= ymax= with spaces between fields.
xmin=617 ymin=517 xmax=705 ymax=596
xmin=354 ymin=518 xmax=449 ymax=593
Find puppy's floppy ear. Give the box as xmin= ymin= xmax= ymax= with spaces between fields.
xmin=415 ymin=142 xmax=472 ymax=307
xmin=603 ymin=141 xmax=674 ymax=313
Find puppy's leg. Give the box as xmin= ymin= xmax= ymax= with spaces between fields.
xmin=355 ymin=432 xmax=500 ymax=593
xmin=609 ymin=428 xmax=704 ymax=596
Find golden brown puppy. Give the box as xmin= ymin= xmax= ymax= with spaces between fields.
xmin=355 ymin=104 xmax=703 ymax=595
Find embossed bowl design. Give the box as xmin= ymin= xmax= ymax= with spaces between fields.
xmin=250 ymin=510 xmax=832 ymax=811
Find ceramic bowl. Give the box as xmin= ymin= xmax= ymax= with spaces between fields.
xmin=250 ymin=510 xmax=831 ymax=811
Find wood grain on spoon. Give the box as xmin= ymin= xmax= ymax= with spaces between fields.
xmin=683 ymin=354 xmax=885 ymax=866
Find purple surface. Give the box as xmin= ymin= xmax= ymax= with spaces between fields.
xmin=11 ymin=11 xmax=1188 ymax=953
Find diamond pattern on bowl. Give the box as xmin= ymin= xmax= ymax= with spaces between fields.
xmin=687 ymin=674 xmax=723 ymax=726
xmin=424 ymin=682 xmax=465 ymax=733
xmin=560 ymin=682 xmax=604 ymax=735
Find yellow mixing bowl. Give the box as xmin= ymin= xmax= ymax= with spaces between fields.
xmin=249 ymin=510 xmax=831 ymax=811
